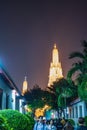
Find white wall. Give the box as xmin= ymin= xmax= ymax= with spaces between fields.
xmin=68 ymin=100 xmax=87 ymax=126
xmin=0 ymin=78 xmax=13 ymax=109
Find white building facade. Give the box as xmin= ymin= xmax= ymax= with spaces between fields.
xmin=0 ymin=65 xmax=25 ymax=113
xmin=67 ymin=98 xmax=87 ymax=125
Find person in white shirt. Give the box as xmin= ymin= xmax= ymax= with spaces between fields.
xmin=33 ymin=116 xmax=47 ymax=130
xmin=43 ymin=117 xmax=48 ymax=130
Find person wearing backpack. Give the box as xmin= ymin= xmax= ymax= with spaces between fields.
xmin=75 ymin=117 xmax=87 ymax=130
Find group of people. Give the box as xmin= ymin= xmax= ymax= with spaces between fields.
xmin=33 ymin=117 xmax=57 ymax=130
xmin=33 ymin=116 xmax=87 ymax=130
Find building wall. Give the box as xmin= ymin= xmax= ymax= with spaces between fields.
xmin=0 ymin=78 xmax=13 ymax=109
xmin=68 ymin=100 xmax=87 ymax=125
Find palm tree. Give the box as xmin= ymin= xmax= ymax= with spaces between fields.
xmin=67 ymin=40 xmax=87 ymax=102
xmin=78 ymin=74 xmax=87 ymax=102
xmin=67 ymin=40 xmax=87 ymax=84
xmin=50 ymin=78 xmax=77 ymax=118
xmin=47 ymin=83 xmax=58 ymax=109
xmin=56 ymin=78 xmax=76 ymax=106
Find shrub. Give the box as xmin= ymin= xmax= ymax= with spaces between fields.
xmin=85 ymin=116 xmax=87 ymax=126
xmin=25 ymin=113 xmax=34 ymax=130
xmin=0 ymin=115 xmax=12 ymax=130
xmin=0 ymin=109 xmax=32 ymax=130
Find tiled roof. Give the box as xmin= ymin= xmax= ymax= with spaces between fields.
xmin=0 ymin=65 xmax=21 ymax=95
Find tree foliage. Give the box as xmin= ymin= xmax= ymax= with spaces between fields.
xmin=78 ymin=74 xmax=87 ymax=102
xmin=67 ymin=40 xmax=87 ymax=102
xmin=0 ymin=115 xmax=11 ymax=130
xmin=55 ymin=78 xmax=77 ymax=107
xmin=0 ymin=109 xmax=32 ymax=130
xmin=67 ymin=40 xmax=87 ymax=84
xmin=24 ymin=84 xmax=53 ymax=111
xmin=48 ymin=78 xmax=77 ymax=108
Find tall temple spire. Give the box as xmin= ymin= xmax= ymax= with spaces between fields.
xmin=52 ymin=44 xmax=59 ymax=65
xmin=22 ymin=76 xmax=28 ymax=95
xmin=48 ymin=44 xmax=63 ymax=87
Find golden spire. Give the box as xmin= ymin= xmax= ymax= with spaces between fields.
xmin=22 ymin=76 xmax=28 ymax=95
xmin=52 ymin=43 xmax=59 ymax=65
xmin=48 ymin=44 xmax=63 ymax=87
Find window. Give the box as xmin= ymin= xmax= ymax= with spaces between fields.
xmin=79 ymin=105 xmax=82 ymax=117
xmin=69 ymin=107 xmax=72 ymax=118
xmin=6 ymin=94 xmax=9 ymax=109
xmin=72 ymin=107 xmax=74 ymax=118
xmin=75 ymin=106 xmax=78 ymax=118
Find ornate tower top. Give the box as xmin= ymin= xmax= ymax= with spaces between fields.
xmin=22 ymin=76 xmax=28 ymax=95
xmin=54 ymin=43 xmax=56 ymax=48
xmin=52 ymin=43 xmax=59 ymax=64
xmin=48 ymin=44 xmax=63 ymax=87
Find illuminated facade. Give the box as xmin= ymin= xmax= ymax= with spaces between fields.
xmin=0 ymin=65 xmax=24 ymax=113
xmin=22 ymin=76 xmax=28 ymax=95
xmin=48 ymin=44 xmax=63 ymax=87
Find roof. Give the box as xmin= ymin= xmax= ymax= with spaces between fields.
xmin=70 ymin=97 xmax=81 ymax=105
xmin=0 ymin=65 xmax=21 ymax=95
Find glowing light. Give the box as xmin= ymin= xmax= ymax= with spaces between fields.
xmin=48 ymin=44 xmax=63 ymax=87
xmin=35 ymin=105 xmax=51 ymax=117
xmin=24 ymin=105 xmax=32 ymax=112
xmin=35 ymin=108 xmax=44 ymax=117
xmin=22 ymin=76 xmax=28 ymax=95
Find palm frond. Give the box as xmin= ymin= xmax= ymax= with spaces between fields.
xmin=69 ymin=52 xmax=84 ymax=59
xmin=78 ymin=74 xmax=87 ymax=102
xmin=58 ymin=95 xmax=65 ymax=107
xmin=67 ymin=66 xmax=80 ymax=80
xmin=82 ymin=40 xmax=87 ymax=48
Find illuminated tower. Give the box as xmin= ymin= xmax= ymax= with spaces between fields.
xmin=48 ymin=44 xmax=63 ymax=87
xmin=22 ymin=76 xmax=28 ymax=95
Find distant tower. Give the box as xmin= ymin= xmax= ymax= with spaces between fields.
xmin=48 ymin=44 xmax=63 ymax=87
xmin=22 ymin=76 xmax=28 ymax=95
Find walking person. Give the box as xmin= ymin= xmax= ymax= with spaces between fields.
xmin=43 ymin=117 xmax=48 ymax=130
xmin=57 ymin=118 xmax=63 ymax=130
xmin=47 ymin=119 xmax=57 ymax=130
xmin=33 ymin=116 xmax=47 ymax=130
xmin=33 ymin=116 xmax=44 ymax=130
xmin=75 ymin=117 xmax=87 ymax=130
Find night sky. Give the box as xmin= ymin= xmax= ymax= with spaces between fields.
xmin=0 ymin=1 xmax=87 ymax=91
